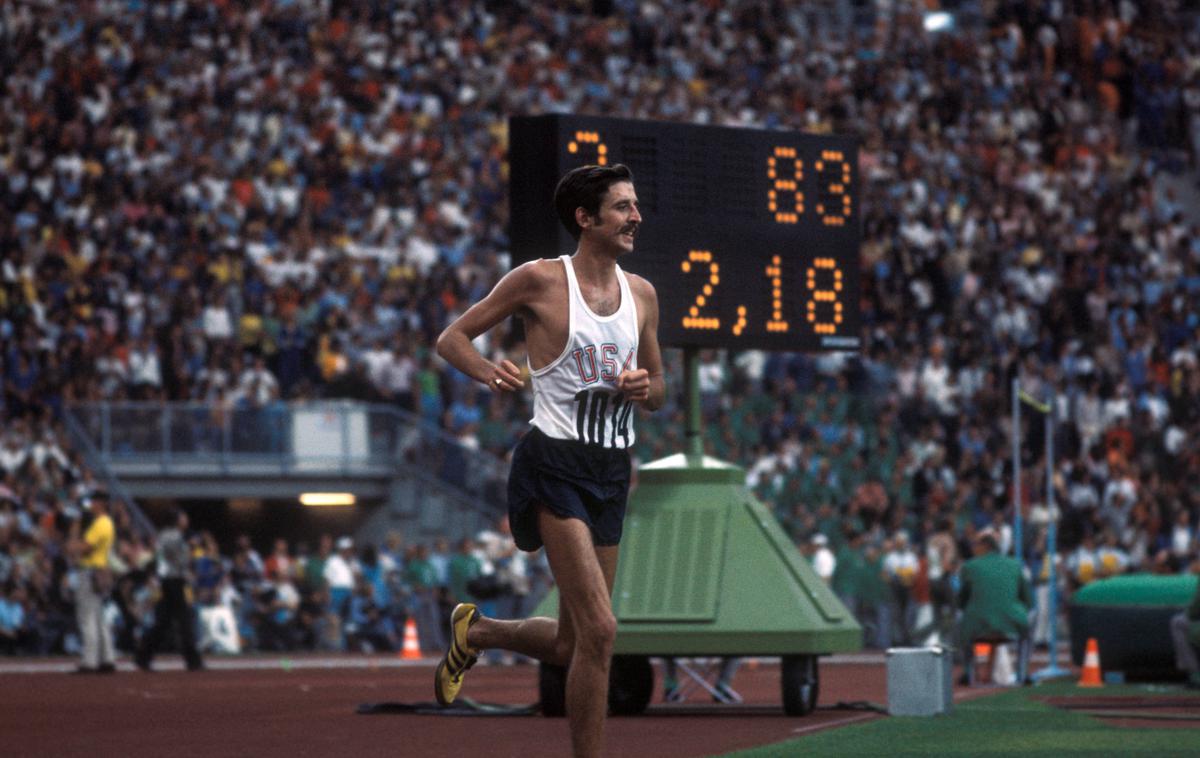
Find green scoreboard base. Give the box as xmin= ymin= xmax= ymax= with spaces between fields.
xmin=532 ymin=453 xmax=861 ymax=715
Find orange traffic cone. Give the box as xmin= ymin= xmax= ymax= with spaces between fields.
xmin=400 ymin=618 xmax=422 ymax=660
xmin=1078 ymin=637 xmax=1102 ymax=687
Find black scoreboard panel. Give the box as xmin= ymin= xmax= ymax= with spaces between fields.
xmin=508 ymin=115 xmax=861 ymax=352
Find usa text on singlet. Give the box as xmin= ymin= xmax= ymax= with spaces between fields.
xmin=529 ymin=255 xmax=639 ymax=449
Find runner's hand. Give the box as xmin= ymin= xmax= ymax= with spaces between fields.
xmin=616 ymin=369 xmax=650 ymax=402
xmin=488 ymin=359 xmax=524 ymax=392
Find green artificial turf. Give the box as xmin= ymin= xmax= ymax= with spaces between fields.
xmin=723 ymin=682 xmax=1200 ymax=757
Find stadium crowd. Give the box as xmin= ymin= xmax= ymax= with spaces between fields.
xmin=2 ymin=0 xmax=1200 ymax=656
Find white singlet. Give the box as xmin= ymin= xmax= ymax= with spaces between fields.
xmin=529 ymin=255 xmax=640 ymax=449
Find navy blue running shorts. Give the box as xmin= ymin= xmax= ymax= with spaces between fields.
xmin=507 ymin=425 xmax=632 ymax=552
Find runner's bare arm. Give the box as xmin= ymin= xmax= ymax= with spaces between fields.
xmin=435 ymin=263 xmax=544 ymax=391
xmin=615 ymin=274 xmax=665 ymax=411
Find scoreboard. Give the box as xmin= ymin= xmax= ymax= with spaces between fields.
xmin=508 ymin=114 xmax=861 ymax=352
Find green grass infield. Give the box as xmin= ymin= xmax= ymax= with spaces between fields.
xmin=724 ymin=681 xmax=1200 ymax=757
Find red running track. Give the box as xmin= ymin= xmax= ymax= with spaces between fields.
xmin=1 ymin=657 xmax=915 ymax=757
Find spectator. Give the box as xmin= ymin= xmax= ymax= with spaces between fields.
xmin=448 ymin=538 xmax=482 ymax=607
xmin=832 ymin=530 xmax=868 ymax=629
xmin=345 ymin=575 xmax=397 ymax=654
xmin=303 ymin=535 xmax=334 ymax=596
xmin=477 ymin=515 xmax=531 ymax=664
xmin=233 ymin=534 xmax=265 ymax=585
xmin=806 ymin=533 xmax=836 ymax=585
xmin=358 ymin=544 xmax=392 ymax=622
xmin=238 ymin=356 xmax=279 ymax=407
xmin=263 ymin=539 xmax=294 ymax=584
xmin=1169 ymin=510 xmax=1196 ymax=567
xmin=324 ymin=537 xmax=357 ymax=619
xmin=0 ymin=584 xmax=28 ymax=654
xmin=405 ymin=543 xmax=444 ymax=654
xmin=957 ymin=528 xmax=1034 ymax=686
xmin=192 ymin=532 xmax=225 ymax=607
xmin=428 ymin=537 xmax=451 ymax=592
xmin=384 ymin=340 xmax=418 ymax=413
xmin=1169 ymin=562 xmax=1200 ymax=689
xmin=257 ymin=567 xmax=301 ymax=653
xmin=70 ymin=490 xmax=116 ymax=674
xmin=883 ymin=531 xmax=919 ymax=646
xmin=380 ymin=531 xmax=406 ymax=578
xmin=1096 ymin=530 xmax=1131 ymax=578
xmin=862 ymin=541 xmax=892 ymax=650
xmin=136 ymin=509 xmax=203 ymax=672
xmin=1067 ymin=531 xmax=1101 ymax=591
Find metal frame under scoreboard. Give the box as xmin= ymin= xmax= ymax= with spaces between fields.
xmin=509 ymin=114 xmax=861 ymax=352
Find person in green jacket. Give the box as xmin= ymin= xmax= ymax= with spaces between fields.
xmin=957 ymin=527 xmax=1032 ymax=684
xmin=1169 ymin=566 xmax=1200 ymax=689
xmin=405 ymin=544 xmax=444 ymax=654
xmin=832 ymin=531 xmax=868 ymax=629
xmin=447 ymin=538 xmax=483 ymax=606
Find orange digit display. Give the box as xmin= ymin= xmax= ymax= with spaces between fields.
xmin=765 ymin=255 xmax=788 ymax=333
xmin=681 ymin=250 xmax=720 ymax=330
xmin=814 ymin=150 xmax=852 ymax=227
xmin=768 ymin=147 xmax=804 ymax=224
xmin=567 ymin=130 xmax=608 ymax=165
xmin=806 ymin=257 xmax=844 ymax=335
xmin=732 ymin=305 xmax=747 ymax=336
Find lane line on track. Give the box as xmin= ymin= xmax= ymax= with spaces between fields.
xmin=790 ymin=713 xmax=877 ymax=734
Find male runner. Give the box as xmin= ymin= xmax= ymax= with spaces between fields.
xmin=434 ymin=163 xmax=664 ymax=758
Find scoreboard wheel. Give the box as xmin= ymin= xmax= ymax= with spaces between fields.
xmin=608 ymin=655 xmax=653 ymax=715
xmin=538 ymin=662 xmax=567 ymax=717
xmin=781 ymin=654 xmax=819 ymax=716
xmin=539 ymin=656 xmax=654 ymax=717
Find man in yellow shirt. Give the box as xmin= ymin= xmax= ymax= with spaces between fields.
xmin=74 ymin=490 xmax=117 ymax=674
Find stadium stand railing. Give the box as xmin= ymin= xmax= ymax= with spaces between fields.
xmin=60 ymin=407 xmax=155 ymax=537
xmin=62 ymin=402 xmax=510 ymax=539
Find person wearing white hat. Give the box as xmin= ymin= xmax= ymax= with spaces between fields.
xmin=808 ymin=533 xmax=836 ymax=584
xmin=324 ymin=537 xmax=357 ymax=620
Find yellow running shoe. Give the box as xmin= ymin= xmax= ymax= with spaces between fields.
xmin=434 ymin=603 xmax=481 ymax=706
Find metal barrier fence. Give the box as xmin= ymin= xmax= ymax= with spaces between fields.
xmin=66 ymin=401 xmax=509 ymax=505
xmin=60 ymin=408 xmax=155 ymax=536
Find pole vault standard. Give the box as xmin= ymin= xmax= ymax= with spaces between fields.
xmin=1012 ymin=378 xmax=1023 ymax=565
xmin=1013 ymin=382 xmax=1070 ymax=682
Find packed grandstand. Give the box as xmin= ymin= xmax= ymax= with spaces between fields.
xmin=0 ymin=0 xmax=1198 ymax=658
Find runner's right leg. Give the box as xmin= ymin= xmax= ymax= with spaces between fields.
xmin=466 ymin=505 xmax=615 ymax=758
xmin=536 ymin=507 xmax=615 ymax=758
